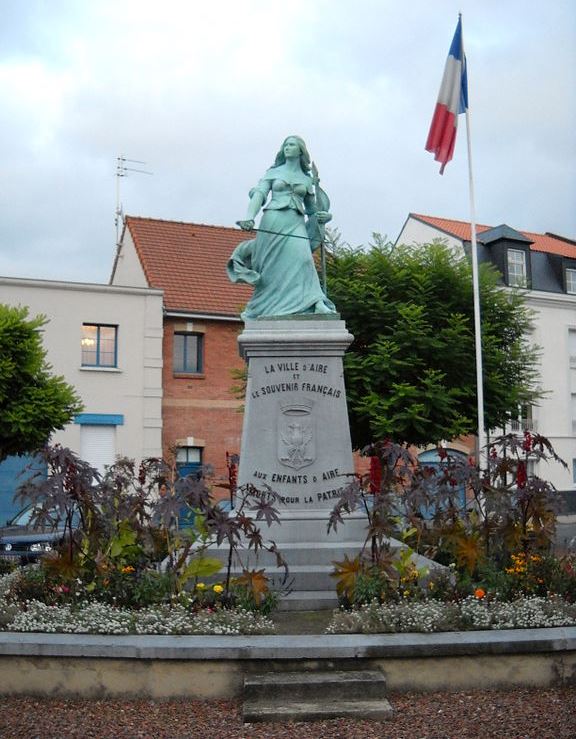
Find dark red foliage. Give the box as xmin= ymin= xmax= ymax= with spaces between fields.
xmin=369 ymin=456 xmax=382 ymax=494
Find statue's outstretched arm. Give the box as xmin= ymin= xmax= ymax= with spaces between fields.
xmin=246 ymin=190 xmax=265 ymax=221
xmin=237 ymin=189 xmax=266 ymax=231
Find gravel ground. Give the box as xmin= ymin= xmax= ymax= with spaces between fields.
xmin=0 ymin=688 xmax=574 ymax=738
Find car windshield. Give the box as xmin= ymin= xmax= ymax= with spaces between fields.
xmin=7 ymin=507 xmax=79 ymax=528
xmin=9 ymin=508 xmax=34 ymax=526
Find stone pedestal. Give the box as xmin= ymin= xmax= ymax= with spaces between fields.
xmin=235 ymin=317 xmax=365 ymax=609
xmin=237 ymin=317 xmax=355 ymax=511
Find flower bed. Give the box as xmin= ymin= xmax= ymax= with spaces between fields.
xmin=326 ymin=595 xmax=576 ymax=634
xmin=0 ymin=572 xmax=274 ymax=636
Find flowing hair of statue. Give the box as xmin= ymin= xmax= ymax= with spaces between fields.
xmin=272 ymin=135 xmax=311 ymax=174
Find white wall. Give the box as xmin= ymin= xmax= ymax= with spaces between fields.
xmin=528 ymin=291 xmax=576 ymax=491
xmin=109 ymin=230 xmax=148 ymax=287
xmin=396 ymin=219 xmax=462 ymax=251
xmin=0 ymin=276 xmax=164 ymax=465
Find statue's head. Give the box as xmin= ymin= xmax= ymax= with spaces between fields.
xmin=273 ymin=135 xmax=311 ymax=174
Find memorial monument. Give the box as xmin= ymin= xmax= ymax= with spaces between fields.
xmin=227 ymin=135 xmax=365 ymax=608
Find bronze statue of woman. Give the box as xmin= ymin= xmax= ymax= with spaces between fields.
xmin=227 ymin=135 xmax=336 ymax=320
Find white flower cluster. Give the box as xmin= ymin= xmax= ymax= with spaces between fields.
xmin=8 ymin=600 xmax=132 ymax=634
xmin=0 ymin=570 xmax=20 ymax=598
xmin=0 ymin=596 xmax=275 ymax=636
xmin=0 ymin=570 xmax=21 ymax=626
xmin=460 ymin=595 xmax=576 ymax=630
xmin=326 ymin=596 xmax=576 ymax=634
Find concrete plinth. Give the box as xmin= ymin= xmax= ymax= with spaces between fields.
xmin=236 ymin=316 xmax=359 ymax=609
xmin=237 ymin=317 xmax=355 ymax=511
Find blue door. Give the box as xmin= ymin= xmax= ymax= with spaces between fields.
xmin=175 ymin=447 xmax=203 ymax=528
xmin=176 ymin=463 xmax=202 ymax=528
xmin=417 ymin=449 xmax=467 ymax=519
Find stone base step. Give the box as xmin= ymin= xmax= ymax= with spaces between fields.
xmin=243 ymin=669 xmax=392 ymax=723
xmin=244 ymin=510 xmax=371 ymax=544
xmin=243 ymin=698 xmax=394 ymax=723
xmin=278 ymin=590 xmax=338 ymax=611
xmin=210 ymin=540 xmax=373 ymax=567
xmin=244 ymin=670 xmax=387 ymax=702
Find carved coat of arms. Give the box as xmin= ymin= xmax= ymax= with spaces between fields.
xmin=278 ymin=399 xmax=315 ymax=470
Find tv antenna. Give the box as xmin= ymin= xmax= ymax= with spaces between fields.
xmin=115 ymin=155 xmax=153 ymax=247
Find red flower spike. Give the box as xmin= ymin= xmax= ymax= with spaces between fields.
xmin=369 ymin=455 xmax=382 ymax=494
xmin=516 ymin=461 xmax=527 ymax=489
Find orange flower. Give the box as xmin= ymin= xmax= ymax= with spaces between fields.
xmin=474 ymin=588 xmax=486 ymax=599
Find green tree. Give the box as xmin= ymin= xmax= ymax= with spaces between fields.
xmin=0 ymin=304 xmax=83 ymax=461
xmin=327 ymin=239 xmax=540 ymax=448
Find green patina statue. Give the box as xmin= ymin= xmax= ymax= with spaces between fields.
xmin=226 ymin=135 xmax=337 ymax=320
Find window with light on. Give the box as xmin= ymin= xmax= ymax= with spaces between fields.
xmin=81 ymin=324 xmax=118 ymax=367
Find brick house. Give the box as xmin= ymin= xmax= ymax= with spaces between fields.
xmin=110 ymin=217 xmax=252 ymax=482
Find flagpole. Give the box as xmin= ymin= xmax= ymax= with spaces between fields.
xmin=426 ymin=14 xmax=486 ymax=464
xmin=463 ymin=79 xmax=486 ymax=466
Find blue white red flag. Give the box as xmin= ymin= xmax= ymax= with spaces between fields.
xmin=425 ymin=17 xmax=468 ymax=174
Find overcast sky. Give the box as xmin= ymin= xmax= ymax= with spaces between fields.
xmin=1 ymin=0 xmax=575 ymax=284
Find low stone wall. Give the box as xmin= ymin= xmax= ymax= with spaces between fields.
xmin=1 ymin=628 xmax=575 ymax=699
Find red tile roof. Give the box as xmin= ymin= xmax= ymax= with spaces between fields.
xmin=411 ymin=214 xmax=576 ymax=259
xmin=124 ymin=217 xmax=253 ymax=316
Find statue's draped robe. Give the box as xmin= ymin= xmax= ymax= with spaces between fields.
xmin=227 ymin=168 xmax=336 ymax=319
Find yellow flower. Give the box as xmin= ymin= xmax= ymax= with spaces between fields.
xmin=121 ymin=566 xmax=135 ymax=574
xmin=196 ymin=582 xmax=206 ymax=590
xmin=213 ymin=584 xmax=224 ymax=594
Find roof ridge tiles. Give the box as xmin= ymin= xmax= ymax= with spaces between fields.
xmin=410 ymin=212 xmax=493 ymax=231
xmin=409 ymin=214 xmax=575 ymax=259
xmin=125 ymin=215 xmax=240 ymax=233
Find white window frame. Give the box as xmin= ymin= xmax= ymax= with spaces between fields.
xmin=507 ymin=249 xmax=527 ymax=287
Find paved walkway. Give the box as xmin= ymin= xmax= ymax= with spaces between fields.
xmin=272 ymin=609 xmax=333 ymax=634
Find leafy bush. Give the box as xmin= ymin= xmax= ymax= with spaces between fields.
xmin=0 ymin=559 xmax=16 ymax=576
xmin=329 ymin=433 xmax=571 ymax=606
xmin=10 ymin=445 xmax=287 ymax=615
xmin=477 ymin=552 xmax=576 ymax=603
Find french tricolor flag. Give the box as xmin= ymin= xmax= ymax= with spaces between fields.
xmin=425 ymin=17 xmax=468 ymax=174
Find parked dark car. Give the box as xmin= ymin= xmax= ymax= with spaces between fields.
xmin=0 ymin=506 xmax=75 ymax=565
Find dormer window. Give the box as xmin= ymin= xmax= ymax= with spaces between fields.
xmin=507 ymin=249 xmax=527 ymax=287
xmin=566 ymin=267 xmax=576 ymax=295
